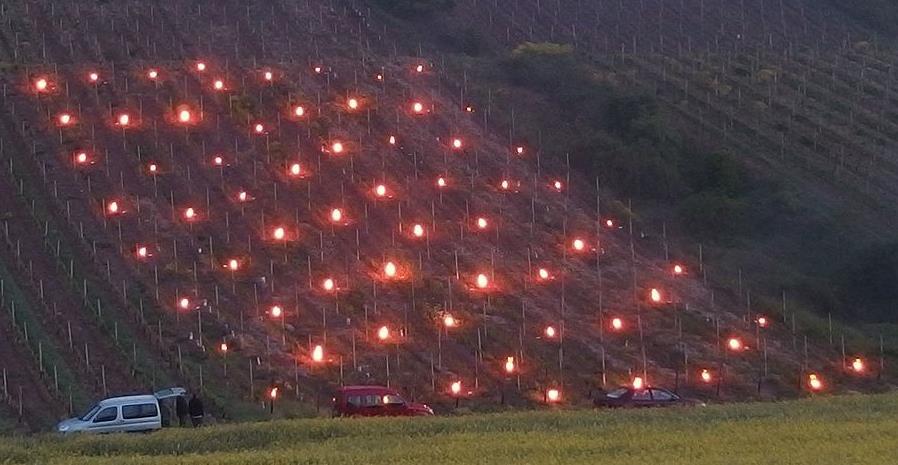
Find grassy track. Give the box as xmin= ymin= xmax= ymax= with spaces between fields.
xmin=1 ymin=393 xmax=897 ymax=464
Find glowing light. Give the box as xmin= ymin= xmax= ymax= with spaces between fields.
xmin=106 ymin=201 xmax=120 ymax=215
xmin=808 ymin=373 xmax=823 ymax=391
xmin=611 ymin=317 xmax=624 ymax=331
xmin=383 ymin=261 xmax=398 ymax=278
xmin=504 ymin=357 xmax=515 ymax=374
xmin=377 ymin=325 xmax=390 ymax=341
xmin=254 ymin=123 xmax=265 ymax=134
xmin=227 ymin=259 xmax=239 ymax=271
xmin=650 ymin=288 xmax=662 ymax=303
xmin=314 ymin=66 xmax=322 ymax=74
xmin=465 ymin=105 xmax=474 ymax=113
xmin=58 ymin=113 xmax=73 ymax=126
xmin=412 ymin=102 xmax=424 ymax=114
xmin=273 ymin=227 xmax=286 ymax=241
xmin=117 ymin=113 xmax=131 ymax=127
xmin=312 ymin=345 xmax=324 ymax=362
xmin=572 ymin=239 xmax=586 ymax=251
xmin=450 ymin=381 xmax=462 ymax=395
xmin=544 ymin=326 xmax=557 ymax=338
xmin=213 ymin=79 xmax=225 ymax=91
xmin=237 ymin=191 xmax=248 ymax=202
xmin=289 ymin=163 xmax=302 ymax=177
xmin=178 ymin=109 xmax=192 ymax=123
xmin=220 ymin=342 xmax=228 ymax=353
xmin=475 ymin=273 xmax=489 ymax=289
xmin=331 ymin=141 xmax=344 ymax=154
xmin=443 ymin=315 xmax=456 ymax=328
xmin=196 ymin=62 xmax=206 ymax=72
xmin=136 ymin=246 xmax=149 ymax=258
xmin=74 ymin=152 xmax=89 ymax=165
xmin=437 ymin=177 xmax=447 ymax=188
xmin=415 ymin=64 xmax=425 ymax=73
xmin=264 ymin=71 xmax=273 ymax=81
xmin=516 ymin=146 xmax=524 ymax=155
xmin=183 ymin=207 xmax=196 ymax=220
xmin=179 ymin=297 xmax=190 ymax=310
xmin=673 ymin=264 xmax=684 ymax=276
xmin=605 ymin=219 xmax=615 ymax=228
xmin=388 ymin=135 xmax=396 ymax=145
xmin=34 ymin=78 xmax=48 ymax=92
xmin=757 ymin=316 xmax=769 ymax=328
xmin=89 ymin=72 xmax=99 ymax=83
xmin=375 ymin=73 xmax=383 ymax=81
xmin=553 ymin=180 xmax=563 ymax=191
xmin=213 ymin=156 xmax=224 ymax=166
xmin=500 ymin=180 xmax=510 ymax=190
xmin=632 ymin=376 xmax=644 ymax=390
xmin=147 ymin=69 xmax=158 ymax=80
xmin=270 ymin=305 xmax=283 ymax=318
xmin=476 ymin=217 xmax=488 ymax=230
xmin=148 ymin=163 xmax=158 ymax=174
xmin=347 ymin=98 xmax=359 ymax=110
xmin=451 ymin=138 xmax=463 ymax=150
xmin=537 ymin=268 xmax=550 ymax=280
xmin=330 ymin=208 xmax=343 ymax=223
xmin=293 ymin=105 xmax=305 ymax=117
xmin=412 ymin=224 xmax=425 ymax=238
xmin=374 ymin=184 xmax=387 ymax=197
xmin=701 ymin=369 xmax=712 ymax=383
xmin=269 ymin=387 xmax=279 ymax=399
xmin=852 ymin=357 xmax=865 ymax=373
xmin=546 ymin=389 xmax=561 ymax=403
xmin=322 ymin=278 xmax=335 ymax=292
xmin=728 ymin=337 xmax=743 ymax=351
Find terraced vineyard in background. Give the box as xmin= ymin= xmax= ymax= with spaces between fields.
xmin=0 ymin=0 xmax=892 ymax=433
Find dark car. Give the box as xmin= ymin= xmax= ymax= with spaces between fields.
xmin=332 ymin=386 xmax=434 ymax=417
xmin=594 ymin=386 xmax=704 ymax=408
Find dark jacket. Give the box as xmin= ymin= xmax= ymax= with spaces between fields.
xmin=175 ymin=395 xmax=188 ymax=417
xmin=188 ymin=395 xmax=204 ymax=418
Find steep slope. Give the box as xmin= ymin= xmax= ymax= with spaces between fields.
xmin=0 ymin=0 xmax=888 ymax=430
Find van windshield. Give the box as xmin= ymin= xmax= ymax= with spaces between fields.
xmin=79 ymin=404 xmax=100 ymax=421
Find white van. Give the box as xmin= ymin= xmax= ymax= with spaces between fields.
xmin=56 ymin=387 xmax=186 ymax=435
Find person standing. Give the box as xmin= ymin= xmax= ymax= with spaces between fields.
xmin=175 ymin=395 xmax=189 ymax=427
xmin=188 ymin=394 xmax=204 ymax=427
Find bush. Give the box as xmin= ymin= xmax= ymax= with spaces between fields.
xmin=832 ymin=242 xmax=898 ymax=322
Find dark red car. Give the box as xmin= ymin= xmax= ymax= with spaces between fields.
xmin=594 ymin=386 xmax=704 ymax=408
xmin=332 ymin=386 xmax=434 ymax=417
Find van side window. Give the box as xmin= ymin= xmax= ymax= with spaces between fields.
xmin=93 ymin=407 xmax=118 ymax=423
xmin=362 ymin=395 xmax=383 ymax=407
xmin=122 ymin=403 xmax=159 ymax=420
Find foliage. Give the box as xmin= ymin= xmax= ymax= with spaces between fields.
xmin=2 ymin=393 xmax=897 ymax=464
xmin=502 ymin=42 xmax=792 ymax=242
xmin=832 ymin=241 xmax=898 ymax=322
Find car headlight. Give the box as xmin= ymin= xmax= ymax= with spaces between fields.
xmin=58 ymin=424 xmax=69 ymax=432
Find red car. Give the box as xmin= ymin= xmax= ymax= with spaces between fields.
xmin=332 ymin=386 xmax=434 ymax=417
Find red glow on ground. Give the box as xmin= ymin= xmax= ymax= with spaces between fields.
xmin=57 ymin=113 xmax=74 ymax=126
xmin=34 ymin=77 xmax=49 ymax=92
xmin=611 ymin=317 xmax=624 ymax=331
xmin=728 ymin=337 xmax=743 ymax=352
